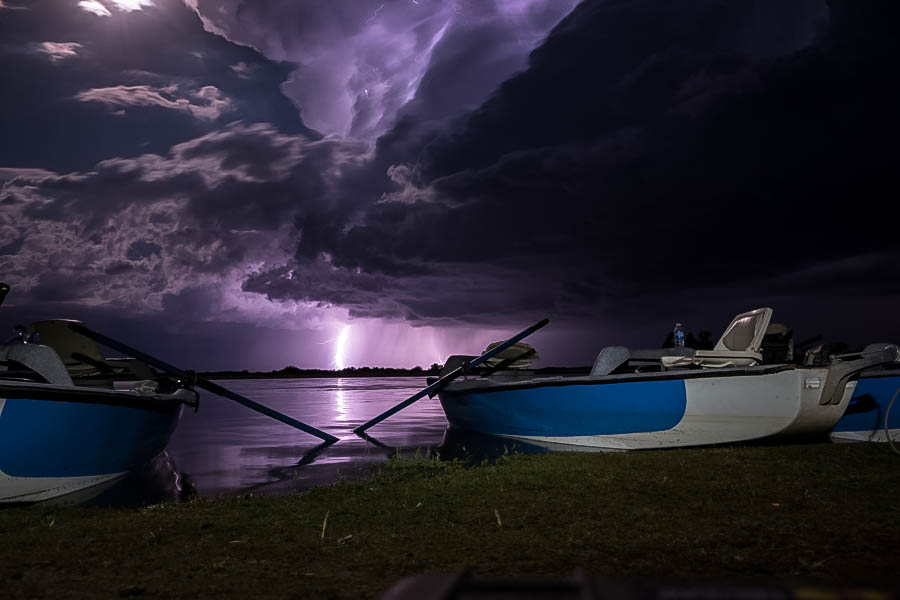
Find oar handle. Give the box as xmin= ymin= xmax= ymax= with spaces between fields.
xmin=68 ymin=323 xmax=339 ymax=443
xmin=353 ymin=318 xmax=549 ymax=434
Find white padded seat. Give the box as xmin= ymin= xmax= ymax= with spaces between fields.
xmin=661 ymin=308 xmax=773 ymax=369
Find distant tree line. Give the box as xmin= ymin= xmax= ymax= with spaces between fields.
xmin=201 ymin=363 xmax=444 ymax=379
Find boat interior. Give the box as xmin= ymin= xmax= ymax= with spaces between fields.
xmin=434 ymin=307 xmax=899 ymax=387
xmin=0 ymin=319 xmax=168 ymax=391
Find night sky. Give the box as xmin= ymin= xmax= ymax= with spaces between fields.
xmin=1 ymin=0 xmax=898 ymax=371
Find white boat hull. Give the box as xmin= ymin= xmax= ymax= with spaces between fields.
xmin=439 ymin=361 xmax=879 ymax=451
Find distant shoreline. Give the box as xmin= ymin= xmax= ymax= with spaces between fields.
xmin=199 ymin=365 xmax=592 ymax=379
xmin=199 ymin=366 xmax=442 ymax=379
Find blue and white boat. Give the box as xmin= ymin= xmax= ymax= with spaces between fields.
xmin=831 ymin=364 xmax=900 ymax=443
xmin=435 ymin=309 xmax=900 ymax=451
xmin=0 ymin=318 xmax=194 ymax=504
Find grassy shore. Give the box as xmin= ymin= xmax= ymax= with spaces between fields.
xmin=2 ymin=442 xmax=899 ymax=599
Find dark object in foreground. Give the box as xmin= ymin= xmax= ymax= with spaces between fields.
xmin=381 ymin=571 xmax=899 ymax=600
xmin=2 ymin=444 xmax=899 ymax=598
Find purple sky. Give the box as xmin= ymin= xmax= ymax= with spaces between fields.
xmin=1 ymin=0 xmax=898 ymax=370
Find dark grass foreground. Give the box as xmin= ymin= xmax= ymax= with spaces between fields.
xmin=2 ymin=443 xmax=899 ymax=599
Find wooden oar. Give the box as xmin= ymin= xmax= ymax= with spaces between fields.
xmin=68 ymin=322 xmax=339 ymax=444
xmin=353 ymin=318 xmax=549 ymax=435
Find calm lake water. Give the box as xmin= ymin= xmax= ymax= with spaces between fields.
xmin=94 ymin=377 xmax=544 ymax=505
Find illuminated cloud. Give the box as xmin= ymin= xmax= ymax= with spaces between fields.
xmin=185 ymin=0 xmax=579 ymax=142
xmin=108 ymin=0 xmax=153 ymax=12
xmin=77 ymin=1 xmax=112 ymax=17
xmin=229 ymin=61 xmax=255 ymax=79
xmin=74 ymin=84 xmax=234 ymax=120
xmin=76 ymin=0 xmax=153 ymax=15
xmin=37 ymin=41 xmax=82 ymax=62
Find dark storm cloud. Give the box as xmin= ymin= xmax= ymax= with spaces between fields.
xmin=242 ymin=259 xmax=556 ymax=325
xmin=0 ymin=298 xmax=331 ymax=371
xmin=126 ymin=240 xmax=162 ymax=260
xmin=6 ymin=0 xmax=899 ymax=367
xmin=1 ymin=123 xmax=367 ymax=316
xmin=0 ymin=0 xmax=311 ymax=172
xmin=243 ymin=0 xmax=900 ymax=349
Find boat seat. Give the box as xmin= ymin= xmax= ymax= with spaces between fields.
xmin=661 ymin=307 xmax=773 ymax=369
xmin=28 ymin=319 xmax=153 ymax=379
xmin=591 ymin=346 xmax=631 ymax=376
xmin=591 ymin=347 xmax=695 ymax=375
xmin=0 ymin=343 xmax=73 ymax=385
xmin=480 ymin=341 xmax=539 ymax=369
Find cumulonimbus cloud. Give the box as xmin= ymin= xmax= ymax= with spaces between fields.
xmin=184 ymin=0 xmax=579 ymax=142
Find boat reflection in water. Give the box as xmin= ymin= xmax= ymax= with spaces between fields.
xmin=435 ymin=427 xmax=548 ymax=465
xmin=84 ymin=451 xmax=196 ymax=508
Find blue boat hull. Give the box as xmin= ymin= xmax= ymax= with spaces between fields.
xmin=831 ymin=371 xmax=900 ymax=442
xmin=440 ymin=379 xmax=686 ymax=437
xmin=0 ymin=389 xmax=185 ymax=503
xmin=439 ymin=367 xmax=856 ymax=450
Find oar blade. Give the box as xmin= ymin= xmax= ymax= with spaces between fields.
xmin=353 ymin=318 xmax=549 ymax=435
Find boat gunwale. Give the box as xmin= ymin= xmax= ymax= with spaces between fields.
xmin=0 ymin=379 xmax=189 ymax=411
xmin=857 ymin=367 xmax=900 ymax=379
xmin=439 ymin=363 xmax=804 ymax=396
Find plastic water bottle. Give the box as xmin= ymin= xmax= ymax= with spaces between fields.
xmin=673 ymin=323 xmax=685 ymax=349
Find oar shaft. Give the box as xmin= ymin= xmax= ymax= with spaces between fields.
xmin=70 ymin=323 xmax=189 ymax=379
xmin=197 ymin=378 xmax=338 ymax=442
xmin=353 ymin=366 xmax=463 ymax=434
xmin=353 ymin=318 xmax=549 ymax=434
xmin=69 ymin=323 xmax=339 ymax=443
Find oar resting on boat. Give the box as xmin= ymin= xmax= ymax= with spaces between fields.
xmin=353 ymin=318 xmax=549 ymax=436
xmin=67 ymin=322 xmax=339 ymax=444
